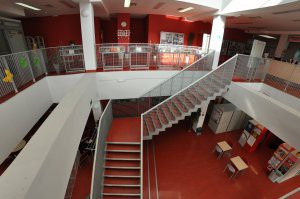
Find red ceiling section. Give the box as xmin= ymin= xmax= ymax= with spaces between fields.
xmin=21 ymin=14 xmax=101 ymax=47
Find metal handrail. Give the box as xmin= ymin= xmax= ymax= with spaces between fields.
xmin=138 ymin=50 xmax=214 ymax=98
xmin=141 ymin=54 xmax=238 ymax=116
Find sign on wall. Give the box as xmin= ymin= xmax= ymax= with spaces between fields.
xmin=160 ymin=31 xmax=184 ymax=45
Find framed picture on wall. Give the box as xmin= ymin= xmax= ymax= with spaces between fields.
xmin=160 ymin=31 xmax=184 ymax=45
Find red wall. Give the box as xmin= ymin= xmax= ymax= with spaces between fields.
xmin=117 ymin=13 xmax=130 ymax=43
xmin=101 ymin=18 xmax=118 ymax=43
xmin=130 ymin=17 xmax=148 ymax=43
xmin=147 ymin=14 xmax=212 ymax=46
xmin=21 ymin=14 xmax=101 ymax=47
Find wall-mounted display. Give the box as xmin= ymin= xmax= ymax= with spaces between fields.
xmin=160 ymin=31 xmax=184 ymax=45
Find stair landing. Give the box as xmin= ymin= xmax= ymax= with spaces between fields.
xmin=107 ymin=117 xmax=141 ymax=143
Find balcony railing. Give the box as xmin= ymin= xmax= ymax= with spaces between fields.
xmin=0 ymin=45 xmax=85 ymax=100
xmin=95 ymin=43 xmax=205 ymax=71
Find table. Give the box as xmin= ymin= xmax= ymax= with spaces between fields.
xmin=230 ymin=156 xmax=248 ymax=178
xmin=217 ymin=141 xmax=232 ymax=152
xmin=13 ymin=140 xmax=27 ymax=153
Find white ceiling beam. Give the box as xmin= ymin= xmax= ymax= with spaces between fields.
xmin=246 ymin=30 xmax=300 ymax=35
xmin=175 ymin=0 xmax=221 ymax=10
xmin=220 ymin=0 xmax=300 ymax=15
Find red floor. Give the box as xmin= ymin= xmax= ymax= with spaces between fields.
xmin=71 ymin=117 xmax=142 ymax=199
xmin=144 ymin=120 xmax=300 ymax=199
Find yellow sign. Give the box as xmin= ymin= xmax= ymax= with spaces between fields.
xmin=2 ymin=69 xmax=14 ymax=83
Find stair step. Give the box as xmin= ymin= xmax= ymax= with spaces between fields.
xmin=177 ymin=95 xmax=195 ymax=109
xmin=104 ymin=184 xmax=140 ymax=187
xmin=161 ymin=104 xmax=175 ymax=121
xmin=103 ymin=186 xmax=140 ymax=195
xmin=105 ymin=149 xmax=140 ymax=153
xmin=104 ymin=177 xmax=140 ymax=185
xmin=105 ymin=166 xmax=140 ymax=170
xmin=102 ymin=193 xmax=140 ymax=197
xmin=107 ymin=142 xmax=140 ymax=145
xmin=104 ymin=175 xmax=140 ymax=178
xmin=105 ymin=158 xmax=140 ymax=161
xmin=150 ymin=112 xmax=162 ymax=129
xmin=166 ymin=101 xmax=181 ymax=117
xmin=104 ymin=169 xmax=140 ymax=176
xmin=144 ymin=115 xmax=155 ymax=133
xmin=173 ymin=97 xmax=188 ymax=113
xmin=106 ymin=144 xmax=140 ymax=151
xmin=105 ymin=160 xmax=140 ymax=167
xmin=157 ymin=107 xmax=169 ymax=125
xmin=143 ymin=124 xmax=149 ymax=137
xmin=106 ymin=152 xmax=140 ymax=159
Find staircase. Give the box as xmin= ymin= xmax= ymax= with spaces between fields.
xmin=102 ymin=142 xmax=142 ymax=198
xmin=142 ymin=55 xmax=238 ymax=139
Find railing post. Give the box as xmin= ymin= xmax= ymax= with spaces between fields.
xmin=2 ymin=57 xmax=18 ymax=93
xmin=38 ymin=49 xmax=48 ymax=75
xmin=24 ymin=52 xmax=36 ymax=82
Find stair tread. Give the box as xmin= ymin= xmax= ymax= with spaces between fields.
xmin=161 ymin=104 xmax=175 ymax=121
xmin=107 ymin=142 xmax=140 ymax=145
xmin=106 ymin=145 xmax=140 ymax=151
xmin=104 ymin=175 xmax=140 ymax=178
xmin=105 ymin=160 xmax=140 ymax=167
xmin=105 ymin=158 xmax=140 ymax=161
xmin=105 ymin=166 xmax=140 ymax=169
xmin=104 ymin=169 xmax=140 ymax=176
xmin=106 ymin=153 xmax=140 ymax=159
xmin=103 ymin=186 xmax=140 ymax=194
xmin=150 ymin=112 xmax=162 ymax=129
xmin=104 ymin=177 xmax=140 ymax=185
xmin=104 ymin=184 xmax=140 ymax=187
xmin=106 ymin=149 xmax=140 ymax=153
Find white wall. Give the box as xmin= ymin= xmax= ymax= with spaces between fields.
xmin=0 ymin=74 xmax=97 ymax=199
xmin=46 ymin=74 xmax=85 ymax=102
xmin=224 ymin=82 xmax=300 ymax=150
xmin=243 ymin=83 xmax=300 ymax=112
xmin=95 ymin=71 xmax=178 ymax=99
xmin=0 ymin=79 xmax=52 ymax=164
xmin=95 ymin=71 xmax=208 ymax=99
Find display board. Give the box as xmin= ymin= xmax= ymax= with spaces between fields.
xmin=160 ymin=31 xmax=184 ymax=45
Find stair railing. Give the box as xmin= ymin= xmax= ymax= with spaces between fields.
xmin=141 ymin=54 xmax=239 ymax=138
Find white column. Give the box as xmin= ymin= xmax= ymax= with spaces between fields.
xmin=209 ymin=15 xmax=226 ymax=69
xmin=192 ymin=102 xmax=209 ymax=135
xmin=79 ymin=0 xmax=97 ymax=71
xmin=274 ymin=34 xmax=288 ymax=59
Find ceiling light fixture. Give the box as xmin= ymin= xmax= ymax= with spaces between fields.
xmin=179 ymin=7 xmax=194 ymax=13
xmin=259 ymin=35 xmax=277 ymax=39
xmin=124 ymin=0 xmax=131 ymax=8
xmin=15 ymin=2 xmax=41 ymax=11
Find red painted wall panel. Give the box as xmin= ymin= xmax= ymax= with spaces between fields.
xmin=147 ymin=14 xmax=211 ymax=46
xmin=21 ymin=14 xmax=101 ymax=47
xmin=117 ymin=13 xmax=130 ymax=43
xmin=101 ymin=18 xmax=118 ymax=43
xmin=130 ymin=17 xmax=147 ymax=43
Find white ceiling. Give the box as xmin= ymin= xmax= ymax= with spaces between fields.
xmin=0 ymin=0 xmax=299 ymax=34
xmin=223 ymin=1 xmax=300 ymax=32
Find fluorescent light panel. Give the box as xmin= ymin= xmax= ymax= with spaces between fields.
xmin=259 ymin=35 xmax=276 ymax=39
xmin=15 ymin=2 xmax=41 ymax=11
xmin=179 ymin=7 xmax=193 ymax=13
xmin=124 ymin=0 xmax=131 ymax=7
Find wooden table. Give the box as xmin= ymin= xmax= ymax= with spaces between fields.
xmin=13 ymin=140 xmax=27 ymax=153
xmin=230 ymin=156 xmax=248 ymax=178
xmin=217 ymin=141 xmax=232 ymax=152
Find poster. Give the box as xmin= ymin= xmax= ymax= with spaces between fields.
xmin=160 ymin=31 xmax=184 ymax=45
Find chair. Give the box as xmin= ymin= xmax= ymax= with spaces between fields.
xmin=225 ymin=141 xmax=234 ymax=157
xmin=213 ymin=144 xmax=223 ymax=159
xmin=223 ymin=162 xmax=236 ymax=179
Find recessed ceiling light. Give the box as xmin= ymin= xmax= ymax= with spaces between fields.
xmin=124 ymin=0 xmax=131 ymax=8
xmin=15 ymin=2 xmax=41 ymax=11
xmin=259 ymin=35 xmax=277 ymax=39
xmin=179 ymin=7 xmax=194 ymax=13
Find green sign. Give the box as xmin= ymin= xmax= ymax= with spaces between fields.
xmin=19 ymin=57 xmax=28 ymax=68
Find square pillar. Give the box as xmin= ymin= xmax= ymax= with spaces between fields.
xmin=79 ymin=0 xmax=97 ymax=71
xmin=209 ymin=15 xmax=226 ymax=69
xmin=274 ymin=34 xmax=288 ymax=59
